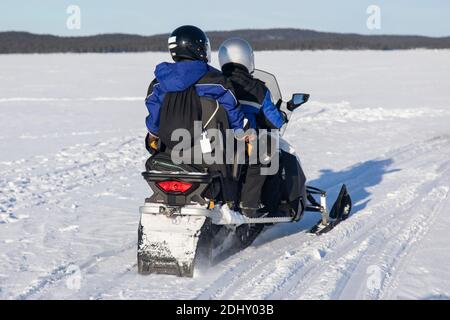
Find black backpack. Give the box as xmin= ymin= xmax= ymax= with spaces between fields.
xmin=158 ymin=86 xmax=202 ymax=150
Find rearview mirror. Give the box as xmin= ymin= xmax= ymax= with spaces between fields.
xmin=287 ymin=93 xmax=310 ymax=111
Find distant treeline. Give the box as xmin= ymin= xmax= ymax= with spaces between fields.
xmin=1 ymin=29 xmax=450 ymax=53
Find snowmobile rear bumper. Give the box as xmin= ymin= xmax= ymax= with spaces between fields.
xmin=138 ymin=213 xmax=207 ymax=277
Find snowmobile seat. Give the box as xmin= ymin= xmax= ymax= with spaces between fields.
xmin=145 ymin=151 xmax=204 ymax=173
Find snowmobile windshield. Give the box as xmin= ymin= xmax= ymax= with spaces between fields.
xmin=253 ymin=69 xmax=282 ymax=103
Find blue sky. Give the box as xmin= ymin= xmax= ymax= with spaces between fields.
xmin=1 ymin=0 xmax=449 ymax=37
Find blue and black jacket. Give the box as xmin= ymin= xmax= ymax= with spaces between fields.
xmin=145 ymin=60 xmax=243 ymax=138
xmin=222 ymin=64 xmax=285 ymax=130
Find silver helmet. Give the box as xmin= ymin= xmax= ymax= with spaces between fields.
xmin=218 ymin=38 xmax=255 ymax=73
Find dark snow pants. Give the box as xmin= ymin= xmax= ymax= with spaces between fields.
xmin=240 ymin=163 xmax=268 ymax=209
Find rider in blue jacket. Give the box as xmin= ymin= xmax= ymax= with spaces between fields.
xmin=145 ymin=25 xmax=243 ymax=152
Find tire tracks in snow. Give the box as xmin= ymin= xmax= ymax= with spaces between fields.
xmin=5 ymin=130 xmax=450 ymax=299
xmin=3 ymin=133 xmax=144 ymax=298
xmin=194 ymin=248 xmax=271 ymax=299
xmin=15 ymin=241 xmax=136 ymax=300
xmin=197 ymin=135 xmax=450 ymax=300
xmin=374 ymin=178 xmax=450 ymax=299
xmin=293 ymin=136 xmax=450 ymax=299
xmin=0 ymin=134 xmax=145 ymax=223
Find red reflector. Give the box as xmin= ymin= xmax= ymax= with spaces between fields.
xmin=157 ymin=180 xmax=192 ymax=193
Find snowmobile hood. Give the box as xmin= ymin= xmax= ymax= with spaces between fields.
xmin=155 ymin=60 xmax=209 ymax=92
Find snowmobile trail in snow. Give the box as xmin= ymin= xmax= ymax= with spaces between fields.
xmin=189 ymin=137 xmax=450 ymax=300
xmin=2 ymin=121 xmax=450 ymax=300
xmin=0 ymin=134 xmax=145 ymax=219
xmin=0 ymin=133 xmax=147 ymax=299
xmin=15 ymin=241 xmax=137 ymax=300
xmin=289 ymin=137 xmax=450 ymax=300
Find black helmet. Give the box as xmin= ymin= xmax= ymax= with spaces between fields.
xmin=168 ymin=25 xmax=211 ymax=62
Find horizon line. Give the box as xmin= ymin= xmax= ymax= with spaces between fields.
xmin=1 ymin=27 xmax=449 ymax=39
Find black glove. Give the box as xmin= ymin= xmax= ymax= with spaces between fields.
xmin=275 ymin=99 xmax=282 ymax=110
xmin=145 ymin=132 xmax=159 ymax=155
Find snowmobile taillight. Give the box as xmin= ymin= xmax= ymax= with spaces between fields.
xmin=157 ymin=180 xmax=193 ymax=193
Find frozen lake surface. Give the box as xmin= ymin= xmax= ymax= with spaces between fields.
xmin=0 ymin=50 xmax=449 ymax=299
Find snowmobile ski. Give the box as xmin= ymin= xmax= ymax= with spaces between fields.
xmin=308 ymin=184 xmax=352 ymax=235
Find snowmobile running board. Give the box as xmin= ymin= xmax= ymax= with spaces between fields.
xmin=139 ymin=203 xmax=295 ymax=225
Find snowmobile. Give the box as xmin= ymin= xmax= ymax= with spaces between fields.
xmin=137 ymin=69 xmax=352 ymax=277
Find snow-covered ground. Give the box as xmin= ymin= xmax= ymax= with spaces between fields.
xmin=0 ymin=50 xmax=449 ymax=300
